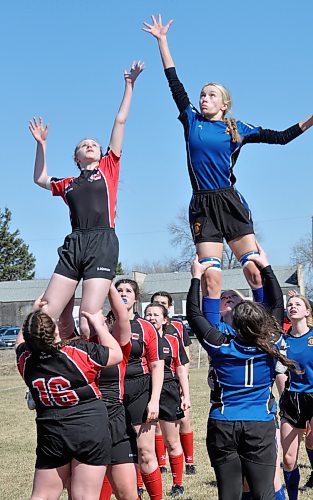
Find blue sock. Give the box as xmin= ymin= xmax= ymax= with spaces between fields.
xmin=252 ymin=287 xmax=264 ymax=303
xmin=202 ymin=296 xmax=220 ymax=326
xmin=275 ymin=486 xmax=285 ymax=500
xmin=306 ymin=447 xmax=313 ymax=468
xmin=283 ymin=467 xmax=300 ymax=500
xmin=241 ymin=493 xmax=252 ymax=499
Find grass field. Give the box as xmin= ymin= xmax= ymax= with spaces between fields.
xmin=0 ymin=345 xmax=312 ymax=499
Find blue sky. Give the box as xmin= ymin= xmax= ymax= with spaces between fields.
xmin=1 ymin=1 xmax=312 ymax=278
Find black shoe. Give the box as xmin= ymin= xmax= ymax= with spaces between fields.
xmin=137 ymin=487 xmax=145 ymax=498
xmin=185 ymin=464 xmax=196 ymax=475
xmin=302 ymin=471 xmax=313 ymax=490
xmin=169 ymin=485 xmax=184 ymax=497
xmin=160 ymin=466 xmax=168 ymax=474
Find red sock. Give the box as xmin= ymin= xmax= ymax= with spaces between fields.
xmin=169 ymin=453 xmax=184 ymax=486
xmin=155 ymin=434 xmax=167 ymax=467
xmin=99 ymin=474 xmax=112 ymax=500
xmin=180 ymin=432 xmax=194 ymax=464
xmin=137 ymin=464 xmax=144 ymax=489
xmin=141 ymin=467 xmax=163 ymax=500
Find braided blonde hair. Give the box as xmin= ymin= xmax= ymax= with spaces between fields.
xmin=201 ymin=82 xmax=242 ymax=143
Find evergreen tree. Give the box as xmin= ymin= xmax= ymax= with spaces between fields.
xmin=0 ymin=207 xmax=35 ymax=281
xmin=116 ymin=261 xmax=125 ymax=275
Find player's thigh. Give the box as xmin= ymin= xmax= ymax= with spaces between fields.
xmin=71 ymin=460 xmax=106 ymax=500
xmin=31 ymin=464 xmax=70 ymax=500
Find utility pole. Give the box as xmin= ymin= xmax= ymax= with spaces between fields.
xmin=311 ymin=215 xmax=313 ymax=264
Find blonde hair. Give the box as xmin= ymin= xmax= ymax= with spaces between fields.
xmin=201 ymin=82 xmax=242 ymax=143
xmin=287 ymin=295 xmax=313 ymax=328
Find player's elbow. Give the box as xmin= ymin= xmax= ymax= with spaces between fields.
xmin=107 ymin=346 xmax=123 ymax=367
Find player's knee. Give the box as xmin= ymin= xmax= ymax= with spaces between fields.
xmin=79 ymin=320 xmax=91 ymax=340
xmin=240 ymin=252 xmax=262 ymax=288
xmin=283 ymin=451 xmax=297 ymax=471
xmin=200 ymin=257 xmax=221 ymax=293
xmin=137 ymin=444 xmax=155 ymax=466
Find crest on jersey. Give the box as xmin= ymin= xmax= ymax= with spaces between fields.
xmin=308 ymin=336 xmax=313 ymax=346
xmin=88 ymin=172 xmax=102 ymax=182
xmin=163 ymin=347 xmax=170 ymax=354
xmin=132 ymin=333 xmax=139 ymax=340
xmin=194 ymin=222 xmax=201 ymax=236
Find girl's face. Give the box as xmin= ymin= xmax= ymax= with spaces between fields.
xmin=145 ymin=306 xmax=167 ymax=332
xmin=116 ymin=283 xmax=137 ymax=310
xmin=152 ymin=295 xmax=170 ymax=310
xmin=75 ymin=139 xmax=101 ymax=167
xmin=220 ymin=291 xmax=242 ymax=314
xmin=199 ymin=85 xmax=227 ymax=120
xmin=287 ymin=297 xmax=310 ymax=322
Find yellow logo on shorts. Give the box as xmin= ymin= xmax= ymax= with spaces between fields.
xmin=308 ymin=336 xmax=313 ymax=346
xmin=194 ymin=222 xmax=201 ymax=236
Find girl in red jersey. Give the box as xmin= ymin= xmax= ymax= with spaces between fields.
xmin=29 ymin=61 xmax=144 ymax=340
xmin=98 ymin=284 xmax=138 ymax=500
xmin=115 ymin=279 xmax=164 ymax=500
xmin=145 ymin=303 xmax=190 ymax=498
xmin=15 ymin=309 xmax=122 ymax=500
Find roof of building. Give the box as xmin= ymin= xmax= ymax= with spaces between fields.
xmin=0 ymin=265 xmax=299 ymax=303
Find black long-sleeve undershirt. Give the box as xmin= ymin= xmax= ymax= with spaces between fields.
xmin=164 ymin=67 xmax=303 ymax=144
xmin=186 ymin=265 xmax=284 ymax=346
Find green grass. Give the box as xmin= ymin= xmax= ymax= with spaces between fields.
xmin=0 ymin=346 xmax=312 ymax=499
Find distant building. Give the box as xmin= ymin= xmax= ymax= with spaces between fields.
xmin=0 ymin=265 xmax=303 ymax=326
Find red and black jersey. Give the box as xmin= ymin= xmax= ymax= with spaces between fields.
xmin=16 ymin=340 xmax=109 ymax=414
xmin=160 ymin=333 xmax=189 ymax=382
xmin=99 ymin=341 xmax=131 ymax=406
xmin=167 ymin=320 xmax=192 ymax=348
xmin=125 ymin=313 xmax=164 ymax=379
xmin=50 ymin=149 xmax=120 ymax=230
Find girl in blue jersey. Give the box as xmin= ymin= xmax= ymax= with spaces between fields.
xmin=280 ymin=295 xmax=313 ymax=500
xmin=29 ymin=61 xmax=144 ymax=340
xmin=143 ymin=15 xmax=313 ymax=319
xmin=205 ymin=249 xmax=286 ymax=499
xmin=186 ymin=254 xmax=299 ymax=500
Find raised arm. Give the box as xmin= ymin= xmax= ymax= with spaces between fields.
xmin=186 ymin=256 xmax=228 ymax=349
xmin=29 ymin=117 xmax=51 ymax=190
xmin=108 ymin=284 xmax=132 ymax=346
xmin=143 ymin=14 xmax=190 ymax=114
xmin=247 ymin=243 xmax=284 ymax=324
xmin=109 ymin=61 xmax=144 ymax=157
xmin=143 ymin=14 xmax=174 ymax=69
xmin=81 ymin=310 xmax=123 ymax=366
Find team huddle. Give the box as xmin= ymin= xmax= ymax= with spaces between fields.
xmin=15 ymin=14 xmax=313 ymax=500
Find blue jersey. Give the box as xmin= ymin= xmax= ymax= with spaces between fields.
xmin=187 ymin=269 xmax=284 ymax=421
xmin=205 ymin=336 xmax=281 ymax=421
xmin=284 ymin=329 xmax=313 ymax=393
xmin=180 ymin=105 xmax=261 ymax=191
xmin=165 ymin=67 xmax=303 ymax=193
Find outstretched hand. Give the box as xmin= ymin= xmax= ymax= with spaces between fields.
xmin=124 ymin=61 xmax=144 ymax=85
xmin=191 ymin=254 xmax=214 ymax=279
xmin=246 ymin=241 xmax=269 ymax=269
xmin=29 ymin=117 xmax=48 ymax=143
xmin=143 ymin=14 xmax=173 ymax=40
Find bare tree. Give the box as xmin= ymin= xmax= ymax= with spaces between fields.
xmin=290 ymin=235 xmax=313 ymax=298
xmin=168 ymin=207 xmax=241 ymax=270
xmin=132 ymin=258 xmax=180 ymax=274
